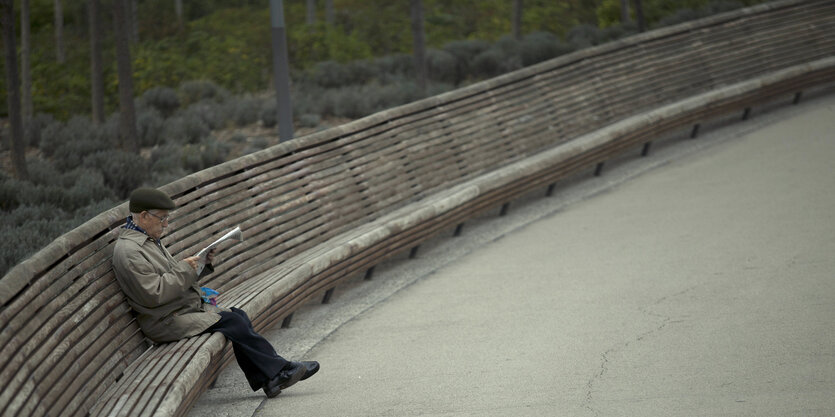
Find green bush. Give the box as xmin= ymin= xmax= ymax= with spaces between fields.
xmin=24 ymin=113 xmax=57 ymax=148
xmin=298 ymin=113 xmax=322 ymax=128
xmin=83 ymin=151 xmax=149 ymax=198
xmin=0 ymin=204 xmax=73 ymax=276
xmin=426 ymin=49 xmax=458 ymax=84
xmin=656 ymin=8 xmax=705 ymax=27
xmin=260 ymin=100 xmax=278 ymax=128
xmin=0 ymin=198 xmax=119 ymax=277
xmin=372 ymin=54 xmax=414 ymax=77
xmin=39 ymin=115 xmax=98 ymax=157
xmin=137 ymin=108 xmax=166 ymax=147
xmin=567 ymin=24 xmax=605 ymax=48
xmin=442 ymin=39 xmax=492 ymax=84
xmin=519 ymin=32 xmax=574 ymax=66
xmin=178 ymin=80 xmax=230 ymax=107
xmin=224 ymin=95 xmax=263 ymax=127
xmin=139 ymin=87 xmax=181 ymax=117
xmin=25 ymin=157 xmax=62 ymax=186
xmin=160 ymin=114 xmax=211 ymax=144
xmin=53 ymin=138 xmax=113 ymax=172
xmin=179 ymin=137 xmax=231 ymax=173
xmin=180 ymin=100 xmax=226 ymax=130
xmin=472 ymin=48 xmax=513 ymax=79
xmin=63 ymin=168 xmax=118 ymax=209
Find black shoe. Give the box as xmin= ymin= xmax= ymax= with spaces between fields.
xmin=263 ymin=362 xmax=307 ymax=398
xmin=300 ymin=361 xmax=320 ymax=381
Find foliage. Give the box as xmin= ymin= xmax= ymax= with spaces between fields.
xmin=83 ymin=150 xmax=149 ymax=198
xmin=596 ymin=0 xmax=766 ymax=28
xmin=0 ymin=0 xmax=773 ymax=276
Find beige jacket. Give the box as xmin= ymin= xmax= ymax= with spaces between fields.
xmin=112 ymin=228 xmax=221 ymax=343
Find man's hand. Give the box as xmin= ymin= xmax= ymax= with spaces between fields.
xmin=206 ymin=248 xmax=217 ymax=264
xmin=184 ymin=256 xmax=199 ymax=270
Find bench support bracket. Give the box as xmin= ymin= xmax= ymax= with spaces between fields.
xmin=281 ymin=313 xmax=294 ymax=328
xmin=691 ymin=123 xmax=701 ymax=138
xmin=546 ymin=183 xmax=556 ymax=197
xmin=322 ymin=288 xmax=335 ymax=304
xmin=641 ymin=142 xmax=652 ymax=157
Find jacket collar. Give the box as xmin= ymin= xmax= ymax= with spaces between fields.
xmin=119 ymin=228 xmax=156 ymax=246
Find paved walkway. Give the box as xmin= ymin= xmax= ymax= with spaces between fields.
xmin=190 ymin=92 xmax=835 ymax=417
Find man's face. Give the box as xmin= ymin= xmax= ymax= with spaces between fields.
xmin=139 ymin=210 xmax=170 ymax=240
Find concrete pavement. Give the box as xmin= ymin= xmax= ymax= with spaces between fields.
xmin=190 ymin=91 xmax=835 ymax=417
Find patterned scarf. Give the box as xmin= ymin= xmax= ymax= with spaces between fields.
xmin=123 ymin=216 xmax=162 ymax=248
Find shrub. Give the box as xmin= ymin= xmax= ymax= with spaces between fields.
xmin=83 ymin=151 xmax=149 ymax=198
xmin=199 ymin=137 xmax=232 ymax=169
xmin=242 ymin=136 xmax=270 ymax=155
xmin=567 ymin=24 xmax=605 ymax=48
xmin=137 ymin=108 xmax=165 ymax=147
xmin=705 ymin=0 xmax=745 ymax=13
xmin=178 ymin=137 xmax=231 ymax=173
xmin=160 ymin=114 xmax=210 ymax=144
xmin=224 ymin=95 xmax=263 ymax=127
xmin=178 ymin=80 xmax=230 ymax=107
xmin=229 ymin=132 xmax=248 ymax=144
xmin=181 ymin=100 xmax=226 ymax=130
xmin=372 ymin=54 xmax=414 ymax=77
xmin=24 ymin=113 xmax=56 ymax=148
xmin=39 ymin=115 xmax=98 ymax=157
xmin=442 ymin=39 xmax=492 ymax=84
xmin=25 ymin=157 xmax=62 ymax=186
xmin=601 ymin=22 xmax=639 ymax=42
xmin=138 ymin=87 xmax=181 ymax=117
xmin=656 ymin=9 xmax=705 ymax=28
xmin=0 ymin=204 xmax=74 ymax=276
xmin=298 ymin=113 xmax=321 ymax=128
xmin=53 ymin=138 xmax=113 ymax=172
xmin=63 ymin=168 xmax=117 ymax=205
xmin=309 ymin=60 xmax=375 ymax=88
xmin=519 ymin=32 xmax=574 ymax=66
xmin=472 ymin=48 xmax=510 ymax=79
xmin=260 ymin=100 xmax=278 ymax=128
xmin=0 ymin=176 xmax=24 ymax=210
xmin=150 ymin=143 xmax=184 ymax=173
xmin=426 ymin=49 xmax=457 ymax=84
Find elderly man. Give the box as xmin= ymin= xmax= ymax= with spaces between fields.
xmin=112 ymin=187 xmax=318 ymax=398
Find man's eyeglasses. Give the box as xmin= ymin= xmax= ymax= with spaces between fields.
xmin=146 ymin=212 xmax=171 ymax=223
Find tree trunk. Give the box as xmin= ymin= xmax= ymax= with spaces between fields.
xmin=325 ymin=0 xmax=333 ymax=25
xmin=1 ymin=0 xmax=30 ymax=180
xmin=175 ymin=0 xmax=183 ymax=31
xmin=113 ymin=0 xmax=139 ymax=153
xmin=633 ymin=0 xmax=645 ymax=32
xmin=54 ymin=0 xmax=65 ymax=63
xmin=306 ymin=0 xmax=315 ymax=25
xmin=20 ymin=0 xmax=32 ymax=123
xmin=129 ymin=0 xmax=138 ymax=43
xmin=89 ymin=0 xmax=105 ymax=124
xmin=410 ymin=0 xmax=426 ymax=95
xmin=620 ymin=0 xmax=631 ymax=23
xmin=512 ymin=0 xmax=523 ymax=40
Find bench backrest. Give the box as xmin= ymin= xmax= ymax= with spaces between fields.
xmin=1 ymin=1 xmax=833 ymax=416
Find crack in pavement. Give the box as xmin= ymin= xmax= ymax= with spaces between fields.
xmin=583 ymin=285 xmax=699 ymax=416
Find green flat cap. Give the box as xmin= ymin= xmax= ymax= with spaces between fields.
xmin=129 ymin=187 xmax=176 ymax=213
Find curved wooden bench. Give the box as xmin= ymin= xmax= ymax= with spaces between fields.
xmin=1 ymin=1 xmax=834 ymax=416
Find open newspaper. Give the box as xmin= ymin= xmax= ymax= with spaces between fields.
xmin=195 ymin=226 xmax=242 ymax=275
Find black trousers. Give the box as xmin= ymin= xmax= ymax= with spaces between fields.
xmin=206 ymin=307 xmax=289 ymax=390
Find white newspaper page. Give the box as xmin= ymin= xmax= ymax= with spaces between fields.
xmin=196 ymin=226 xmax=242 ymax=275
